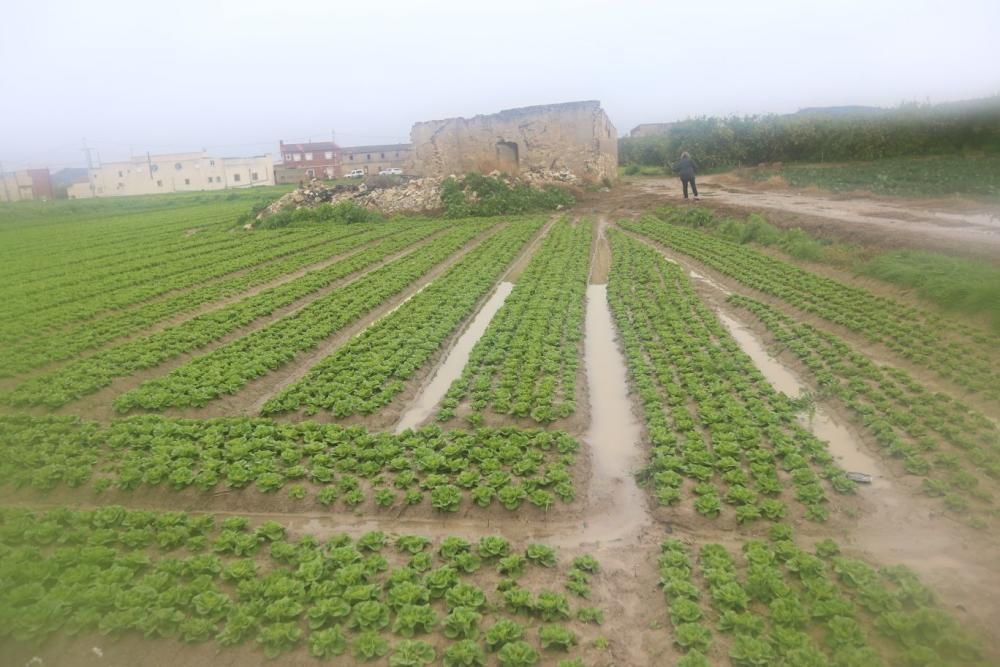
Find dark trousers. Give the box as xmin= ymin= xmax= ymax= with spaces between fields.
xmin=682 ymin=177 xmax=698 ymax=198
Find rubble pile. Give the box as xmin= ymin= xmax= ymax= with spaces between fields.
xmin=257 ymin=168 xmax=579 ymax=221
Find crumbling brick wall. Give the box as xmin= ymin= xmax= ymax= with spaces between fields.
xmin=409 ymin=101 xmax=618 ymax=183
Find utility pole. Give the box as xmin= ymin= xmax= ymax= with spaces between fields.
xmin=83 ymin=138 xmax=96 ymax=197
xmin=0 ymin=160 xmax=11 ymax=202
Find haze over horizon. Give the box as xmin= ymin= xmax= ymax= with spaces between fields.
xmin=2 ymin=0 xmax=998 ymax=171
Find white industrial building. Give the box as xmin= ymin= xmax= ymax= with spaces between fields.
xmin=68 ymin=152 xmax=274 ymax=199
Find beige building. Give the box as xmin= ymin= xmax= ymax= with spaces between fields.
xmin=340 ymin=144 xmax=411 ymax=176
xmin=68 ymin=152 xmax=274 ymax=199
xmin=409 ymin=101 xmax=618 ymax=183
xmin=1 ymin=168 xmax=53 ymax=202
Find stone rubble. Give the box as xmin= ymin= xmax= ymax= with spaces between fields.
xmin=256 ymin=168 xmax=579 ymax=220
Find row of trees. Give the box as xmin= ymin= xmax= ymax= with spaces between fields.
xmin=619 ymin=97 xmax=1000 ymax=170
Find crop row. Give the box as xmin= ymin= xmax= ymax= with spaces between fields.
xmin=1 ymin=221 xmax=461 ymax=408
xmin=621 ymin=214 xmax=1000 ymax=404
xmin=262 ymin=218 xmax=546 ymax=418
xmin=728 ymin=294 xmax=1000 ymax=525
xmin=0 ymin=226 xmax=359 ymax=347
xmin=113 ymin=221 xmax=492 ymax=411
xmin=1 ymin=201 xmax=248 ymax=285
xmin=606 ymin=231 xmax=855 ymax=523
xmin=438 ymin=218 xmax=591 ymax=425
xmin=1 ymin=216 xmax=275 ymax=330
xmin=657 ymin=526 xmax=983 ymax=666
xmin=0 ymin=415 xmax=580 ymax=512
xmin=11 ymin=220 xmax=247 ymax=304
xmin=1 ymin=224 xmax=413 ymax=377
xmin=0 ymin=505 xmax=601 ymax=665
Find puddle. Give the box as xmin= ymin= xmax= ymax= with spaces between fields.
xmin=716 ymin=311 xmax=803 ymax=397
xmin=931 ymin=210 xmax=1000 ymax=228
xmin=716 ymin=308 xmax=890 ymax=488
xmin=802 ymin=409 xmax=889 ymax=489
xmin=575 ymin=285 xmax=652 ymax=543
xmin=688 ymin=269 xmax=732 ymax=295
xmin=394 ymin=283 xmax=514 ymax=433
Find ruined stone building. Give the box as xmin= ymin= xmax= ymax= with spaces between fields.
xmin=409 ymin=101 xmax=618 ymax=183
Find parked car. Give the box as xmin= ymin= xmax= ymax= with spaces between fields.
xmin=345 ymin=169 xmax=366 ymax=178
xmin=378 ymin=168 xmax=403 ymax=176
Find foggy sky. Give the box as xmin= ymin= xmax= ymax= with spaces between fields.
xmin=2 ymin=0 xmax=998 ymax=170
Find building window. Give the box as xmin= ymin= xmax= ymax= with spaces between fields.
xmin=380 ymin=152 xmax=385 ymax=158
xmin=117 ymin=170 xmax=124 ymax=177
xmin=395 ymin=152 xmax=399 ymax=157
xmin=293 ymin=154 xmax=302 ymax=162
xmin=184 ymin=178 xmax=190 ymax=185
xmin=233 ymin=174 xmax=241 ymax=182
xmin=324 ymin=151 xmax=333 ymax=159
xmin=305 ymin=152 xmax=313 ymax=160
xmin=151 ymin=164 xmax=159 ymax=172
xmin=156 ymin=180 xmax=163 ymax=187
xmin=305 ymin=169 xmax=314 ymax=178
xmin=366 ymin=154 xmax=371 ymax=160
xmin=251 ymin=172 xmax=259 ymax=181
xmin=284 ymin=153 xmax=292 ymax=161
xmin=174 ymin=162 xmax=183 ymax=170
xmin=348 ymin=154 xmax=354 ymax=161
xmin=209 ymin=160 xmax=215 ymax=166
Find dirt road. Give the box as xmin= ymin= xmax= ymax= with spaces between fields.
xmin=611 ymin=176 xmax=1000 ymax=259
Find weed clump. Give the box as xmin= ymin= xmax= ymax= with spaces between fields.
xmin=255 ymin=201 xmax=382 ymax=229
xmin=441 ymin=172 xmax=574 ymax=218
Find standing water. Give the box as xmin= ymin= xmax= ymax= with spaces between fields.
xmin=715 ymin=309 xmax=887 ymax=486
xmin=394 ymin=283 xmax=514 ymax=433
xmin=573 ymin=284 xmax=653 ymax=544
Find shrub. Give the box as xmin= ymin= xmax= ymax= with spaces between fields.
xmin=441 ymin=173 xmax=574 ymax=218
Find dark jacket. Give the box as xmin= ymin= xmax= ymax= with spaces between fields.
xmin=673 ymin=156 xmax=697 ymax=180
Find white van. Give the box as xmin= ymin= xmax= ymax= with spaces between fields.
xmin=378 ymin=168 xmax=403 ymax=176
xmin=345 ymin=169 xmax=365 ymax=179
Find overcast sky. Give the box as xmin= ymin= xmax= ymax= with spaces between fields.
xmin=2 ymin=0 xmax=998 ymax=170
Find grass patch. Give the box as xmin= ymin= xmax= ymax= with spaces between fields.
xmin=254 ymin=201 xmax=382 ymax=229
xmin=750 ymin=155 xmax=1000 ymax=198
xmin=620 ymin=164 xmax=665 ymax=177
xmin=441 ymin=172 xmax=574 ymax=218
xmin=860 ymin=251 xmax=1000 ymax=327
xmin=655 ymin=205 xmax=1000 ymax=329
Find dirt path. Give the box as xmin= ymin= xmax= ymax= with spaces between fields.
xmin=609 ymin=176 xmax=1000 ymax=259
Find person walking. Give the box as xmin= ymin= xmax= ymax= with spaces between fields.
xmin=671 ymin=151 xmax=699 ymax=200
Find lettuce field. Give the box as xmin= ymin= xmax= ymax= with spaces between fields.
xmin=1 ymin=192 xmax=997 ymax=666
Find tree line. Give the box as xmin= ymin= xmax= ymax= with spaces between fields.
xmin=619 ymin=97 xmax=1000 ymax=170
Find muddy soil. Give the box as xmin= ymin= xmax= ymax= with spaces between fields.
xmin=600 ymin=176 xmax=1000 ymax=260
xmin=9 ymin=189 xmax=1000 ymax=665
xmin=2 ymin=263 xmax=668 ymax=667
xmin=622 ymin=230 xmax=1000 ymax=650
xmin=394 ymin=282 xmax=514 ymax=433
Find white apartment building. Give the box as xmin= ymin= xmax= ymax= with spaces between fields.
xmin=68 ymin=152 xmax=274 ymax=198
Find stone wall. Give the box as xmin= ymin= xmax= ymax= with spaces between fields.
xmin=409 ymin=101 xmax=618 ymax=183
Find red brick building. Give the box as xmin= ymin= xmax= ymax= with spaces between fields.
xmin=275 ymin=140 xmax=413 ymax=184
xmin=278 ymin=140 xmax=341 ymax=180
